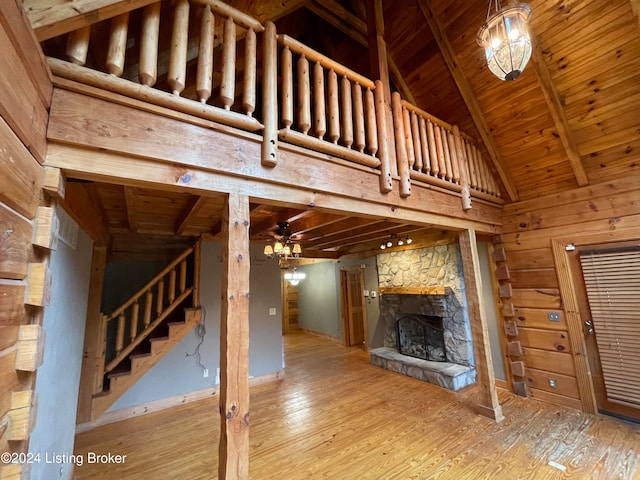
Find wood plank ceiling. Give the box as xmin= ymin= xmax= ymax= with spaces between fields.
xmin=26 ymin=0 xmax=640 ymax=254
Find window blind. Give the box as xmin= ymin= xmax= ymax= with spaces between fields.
xmin=580 ymin=247 xmax=640 ymax=408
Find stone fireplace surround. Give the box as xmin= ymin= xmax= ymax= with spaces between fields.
xmin=370 ymin=244 xmax=477 ymax=391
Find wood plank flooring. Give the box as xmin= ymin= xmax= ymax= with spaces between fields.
xmin=74 ymin=330 xmax=640 ymax=479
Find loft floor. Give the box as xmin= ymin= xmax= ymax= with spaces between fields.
xmin=73 ymin=330 xmax=640 ymax=479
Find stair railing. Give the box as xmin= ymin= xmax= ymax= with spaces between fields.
xmin=94 ymin=244 xmax=199 ymax=394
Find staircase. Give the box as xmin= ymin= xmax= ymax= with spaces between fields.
xmin=91 ymin=243 xmax=202 ymax=419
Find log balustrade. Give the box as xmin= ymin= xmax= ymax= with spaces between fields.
xmin=95 ymin=246 xmax=198 ymax=393
xmin=45 ymin=1 xmax=502 ymax=206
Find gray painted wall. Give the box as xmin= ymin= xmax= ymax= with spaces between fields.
xmin=110 ymin=241 xmax=284 ymax=410
xmin=296 ymin=256 xmax=380 ymax=347
xmin=29 ymin=228 xmax=93 ymax=480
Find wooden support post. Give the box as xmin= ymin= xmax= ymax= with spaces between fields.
xmin=459 ymin=229 xmax=504 ymax=423
xmin=42 ymin=166 xmax=66 ymax=200
xmin=261 ymin=21 xmax=278 ymax=166
xmin=76 ymin=246 xmax=107 ymax=412
xmin=365 ymin=0 xmax=396 ymax=174
xmin=139 ymin=2 xmax=161 ymax=86
xmin=374 ymin=80 xmax=392 ymax=193
xmin=65 ymin=26 xmax=91 ymax=66
xmin=391 ymin=92 xmax=411 ymax=197
xmin=15 ymin=325 xmax=45 ymax=371
xmin=218 ymin=193 xmax=250 ymax=480
xmin=25 ymin=262 xmax=51 ymax=307
xmin=33 ymin=206 xmax=59 ymax=250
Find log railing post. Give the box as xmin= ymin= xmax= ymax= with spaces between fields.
xmin=419 ymin=117 xmax=431 ymax=175
xmin=410 ymin=111 xmax=422 ymax=172
xmin=66 ymin=26 xmax=91 ymax=66
xmin=106 ymin=13 xmax=129 ymax=76
xmin=313 ymin=62 xmax=326 ymax=139
xmin=130 ymin=302 xmax=139 ymax=341
xmin=261 ymin=21 xmax=278 ymax=166
xmin=353 ymin=83 xmax=365 ymax=152
xmin=168 ymin=0 xmax=189 ymax=95
xmin=139 ymin=2 xmax=161 ymax=86
xmin=365 ymin=88 xmax=378 ymax=155
xmin=340 ymin=76 xmax=353 ymax=148
xmin=391 ymin=92 xmax=411 ymax=197
xmin=196 ymin=5 xmax=214 ymax=103
xmin=297 ymin=55 xmax=311 ymax=134
xmin=116 ymin=313 xmax=126 ymax=353
xmin=453 ymin=126 xmax=472 ymax=210
xmin=243 ymin=28 xmax=257 ymax=116
xmin=94 ymin=314 xmax=108 ymax=394
xmin=168 ymin=269 xmax=177 ymax=303
xmin=374 ymin=80 xmax=392 ymax=193
xmin=156 ymin=279 xmax=165 ymax=316
xmin=402 ymin=105 xmax=415 ymax=170
xmin=144 ymin=290 xmax=153 ymax=327
xmin=179 ymin=260 xmax=187 ymax=293
xmin=220 ymin=16 xmax=237 ymax=110
xmin=327 ymin=69 xmax=340 ymax=144
xmin=281 ymin=45 xmax=293 ymax=129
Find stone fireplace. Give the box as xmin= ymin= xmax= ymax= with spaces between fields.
xmin=369 ymin=244 xmax=476 ymax=391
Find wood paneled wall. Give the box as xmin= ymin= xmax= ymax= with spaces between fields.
xmin=499 ymin=175 xmax=640 ymax=411
xmin=0 ymin=2 xmax=52 ymax=478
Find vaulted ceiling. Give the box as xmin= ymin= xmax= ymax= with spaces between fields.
xmin=23 ymin=0 xmax=640 ymax=256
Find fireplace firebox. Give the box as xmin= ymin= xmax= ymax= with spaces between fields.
xmin=395 ymin=314 xmax=446 ymax=362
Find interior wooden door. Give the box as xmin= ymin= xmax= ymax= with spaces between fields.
xmin=569 ymin=244 xmax=640 ymax=422
xmin=341 ymin=267 xmax=367 ymax=348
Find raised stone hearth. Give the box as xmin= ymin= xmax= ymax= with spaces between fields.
xmin=372 ymin=244 xmax=477 ymax=391
xmin=370 ymin=347 xmax=475 ymax=391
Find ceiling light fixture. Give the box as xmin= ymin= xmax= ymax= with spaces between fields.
xmin=264 ymin=222 xmax=302 ymax=259
xmin=379 ymin=235 xmax=412 ymax=250
xmin=284 ymin=267 xmax=306 ymax=286
xmin=477 ymin=1 xmax=532 ymax=81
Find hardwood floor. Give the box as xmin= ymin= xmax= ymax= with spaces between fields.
xmin=74 ymin=330 xmax=640 ymax=479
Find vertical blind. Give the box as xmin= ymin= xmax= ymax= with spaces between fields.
xmin=580 ymin=247 xmax=640 ymax=408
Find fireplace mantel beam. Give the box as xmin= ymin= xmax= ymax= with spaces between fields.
xmin=379 ymin=286 xmax=450 ymax=296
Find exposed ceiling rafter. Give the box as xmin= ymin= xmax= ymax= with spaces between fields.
xmin=529 ymin=35 xmax=589 ymax=186
xmin=123 ymin=186 xmax=139 ymax=233
xmin=175 ymin=195 xmax=210 ymax=236
xmin=417 ymin=0 xmax=519 ymax=202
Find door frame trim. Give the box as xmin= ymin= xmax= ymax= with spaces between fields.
xmin=551 ymin=226 xmax=640 ymax=414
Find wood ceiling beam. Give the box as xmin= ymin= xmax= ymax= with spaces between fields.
xmin=529 ymin=36 xmax=589 ymax=187
xmin=24 ymin=0 xmax=158 ymax=41
xmin=306 ymin=220 xmax=405 ymax=249
xmin=288 ymin=211 xmax=346 ymax=236
xmin=175 ymin=195 xmax=209 ymax=236
xmin=123 ymin=186 xmax=139 ymax=233
xmin=417 ymin=0 xmax=519 ymax=202
xmin=303 ymin=217 xmax=384 ymax=242
xmin=309 ymin=0 xmax=416 ymax=104
xmin=249 ymin=208 xmax=308 ymax=239
xmin=60 ymin=182 xmax=111 ymax=246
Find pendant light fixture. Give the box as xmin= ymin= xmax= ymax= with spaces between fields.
xmin=477 ymin=1 xmax=532 ymax=81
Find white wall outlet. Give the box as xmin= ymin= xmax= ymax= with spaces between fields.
xmin=363 ymin=290 xmax=369 ymax=297
xmin=269 ymin=307 xmax=277 ymax=315
xmin=203 ymin=368 xmax=209 ymax=378
xmin=370 ymin=291 xmax=377 ymax=298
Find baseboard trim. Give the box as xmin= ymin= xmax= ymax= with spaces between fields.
xmin=297 ymin=328 xmax=341 ymax=343
xmin=77 ymin=370 xmax=284 ymax=433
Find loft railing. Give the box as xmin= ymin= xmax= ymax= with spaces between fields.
xmin=43 ymin=1 xmax=502 ymax=206
xmin=48 ymin=0 xmax=264 ymax=132
xmin=95 ymin=244 xmax=200 ymax=393
xmin=392 ymin=95 xmax=502 ymax=208
xmin=273 ymin=34 xmax=393 ymax=193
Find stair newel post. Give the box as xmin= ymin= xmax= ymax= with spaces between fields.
xmin=105 ymin=13 xmax=129 ymax=76
xmin=261 ymin=21 xmax=278 ymax=166
xmin=157 ymin=279 xmax=165 ymax=316
xmin=139 ymin=2 xmax=161 ymax=86
xmin=116 ymin=313 xmax=126 ymax=353
xmin=196 ymin=5 xmax=215 ymax=103
xmin=168 ymin=269 xmax=177 ymax=303
xmin=220 ymin=16 xmax=237 ymax=110
xmin=130 ymin=302 xmax=140 ymax=341
xmin=144 ymin=290 xmax=153 ymax=327
xmin=66 ymin=26 xmax=91 ymax=66
xmin=168 ymin=0 xmax=189 ymax=95
xmin=243 ymin=28 xmax=257 ymax=116
xmin=179 ymin=260 xmax=187 ymax=293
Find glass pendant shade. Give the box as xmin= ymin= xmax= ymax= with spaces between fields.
xmin=273 ymin=241 xmax=284 ymax=254
xmin=477 ymin=3 xmax=532 ymax=81
xmin=263 ymin=244 xmax=274 ymax=257
xmin=292 ymin=243 xmax=302 ymax=255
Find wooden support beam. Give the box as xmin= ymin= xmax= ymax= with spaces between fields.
xmin=218 ymin=193 xmax=250 ymax=480
xmin=459 ymin=229 xmax=504 ymax=422
xmin=42 ymin=166 xmax=66 ymax=200
xmin=175 ymin=195 xmax=209 ymax=236
xmin=418 ymin=1 xmax=518 ymax=202
xmin=529 ymin=36 xmax=589 ymax=187
xmin=59 ymin=182 xmax=110 ymax=246
xmin=76 ymin=245 xmax=107 ymax=424
xmin=124 ymin=186 xmax=139 ymax=233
